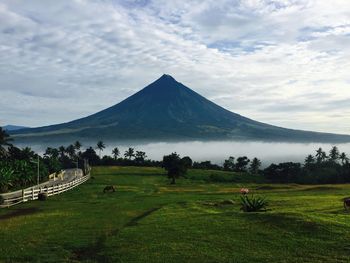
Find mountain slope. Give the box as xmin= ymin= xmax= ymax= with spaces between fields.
xmin=3 ymin=125 xmax=28 ymax=131
xmin=11 ymin=74 xmax=350 ymax=143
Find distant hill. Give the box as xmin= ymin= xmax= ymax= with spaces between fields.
xmin=3 ymin=125 xmax=28 ymax=131
xmin=11 ymin=74 xmax=350 ymax=143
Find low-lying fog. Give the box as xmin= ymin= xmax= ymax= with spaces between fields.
xmin=24 ymin=141 xmax=350 ymax=168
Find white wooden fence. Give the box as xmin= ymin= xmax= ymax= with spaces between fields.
xmin=0 ymin=170 xmax=90 ymax=208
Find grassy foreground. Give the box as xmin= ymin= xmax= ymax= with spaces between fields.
xmin=0 ymin=166 xmax=350 ymax=262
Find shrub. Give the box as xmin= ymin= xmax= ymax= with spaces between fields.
xmin=38 ymin=192 xmax=48 ymax=201
xmin=103 ymin=185 xmax=116 ymax=193
xmin=240 ymin=195 xmax=268 ymax=212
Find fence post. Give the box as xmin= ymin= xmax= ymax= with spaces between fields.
xmin=32 ymin=188 xmax=34 ymax=200
xmin=22 ymin=189 xmax=25 ymax=202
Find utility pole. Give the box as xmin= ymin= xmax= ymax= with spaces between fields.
xmin=73 ymin=160 xmax=79 ymax=177
xmin=83 ymin=159 xmax=87 ymax=175
xmin=31 ymin=156 xmax=40 ymax=186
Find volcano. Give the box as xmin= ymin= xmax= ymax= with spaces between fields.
xmin=11 ymin=74 xmax=350 ymax=143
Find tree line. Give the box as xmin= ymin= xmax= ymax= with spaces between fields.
xmin=1 ymin=126 xmax=350 ymax=189
xmin=264 ymin=146 xmax=350 ymax=184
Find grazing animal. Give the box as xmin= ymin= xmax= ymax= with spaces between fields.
xmin=343 ymin=197 xmax=350 ymax=211
xmin=240 ymin=188 xmax=249 ymax=195
xmin=103 ymin=185 xmax=116 ymax=193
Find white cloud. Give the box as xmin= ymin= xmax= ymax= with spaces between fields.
xmin=0 ymin=0 xmax=349 ymax=134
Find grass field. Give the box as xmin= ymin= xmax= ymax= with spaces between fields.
xmin=1 ymin=166 xmax=350 ymax=262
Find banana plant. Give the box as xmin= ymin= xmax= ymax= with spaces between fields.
xmin=0 ymin=166 xmax=14 ymax=193
xmin=12 ymin=160 xmax=35 ymax=187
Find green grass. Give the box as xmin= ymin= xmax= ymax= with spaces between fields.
xmin=1 ymin=166 xmax=350 ymax=262
xmin=186 ymin=168 xmax=265 ymax=183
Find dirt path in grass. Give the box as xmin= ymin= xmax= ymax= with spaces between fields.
xmin=125 ymin=207 xmax=162 ymax=226
xmin=71 ymin=206 xmax=163 ymax=262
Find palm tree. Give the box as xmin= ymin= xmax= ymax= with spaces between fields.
xmin=52 ymin=148 xmax=60 ymax=159
xmin=0 ymin=127 xmax=13 ymax=155
xmin=96 ymin=141 xmax=105 ymax=158
xmin=73 ymin=141 xmax=82 ymax=158
xmin=124 ymin=147 xmax=135 ymax=160
xmin=44 ymin=147 xmax=53 ymax=158
xmin=74 ymin=141 xmax=82 ymax=151
xmin=112 ymin=147 xmax=120 ymax=160
xmin=66 ymin=144 xmax=76 ymax=159
xmin=304 ymin=154 xmax=315 ymax=168
xmin=21 ymin=147 xmax=36 ymax=160
xmin=135 ymin=151 xmax=147 ymax=163
xmin=340 ymin=152 xmax=349 ymax=165
xmin=329 ymin=146 xmax=340 ymax=163
xmin=249 ymin=157 xmax=261 ymax=174
xmin=58 ymin=146 xmax=66 ymax=159
xmin=315 ymin=147 xmax=326 ymax=163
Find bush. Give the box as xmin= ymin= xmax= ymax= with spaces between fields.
xmin=103 ymin=185 xmax=116 ymax=193
xmin=38 ymin=192 xmax=48 ymax=201
xmin=240 ymin=195 xmax=268 ymax=212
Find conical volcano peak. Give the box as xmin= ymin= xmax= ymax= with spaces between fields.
xmin=11 ymin=74 xmax=350 ymax=143
xmin=154 ymin=74 xmax=179 ymax=86
xmin=141 ymin=74 xmax=185 ymax=95
xmin=159 ymin=74 xmax=176 ymax=81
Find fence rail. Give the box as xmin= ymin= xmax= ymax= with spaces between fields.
xmin=0 ymin=170 xmax=90 ymax=208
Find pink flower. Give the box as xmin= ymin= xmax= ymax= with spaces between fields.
xmin=240 ymin=188 xmax=249 ymax=195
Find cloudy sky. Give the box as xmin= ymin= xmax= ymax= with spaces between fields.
xmin=1 ymin=0 xmax=350 ymax=134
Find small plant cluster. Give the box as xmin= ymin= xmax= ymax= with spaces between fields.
xmin=239 ymin=188 xmax=268 ymax=212
xmin=103 ymin=185 xmax=116 ymax=193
